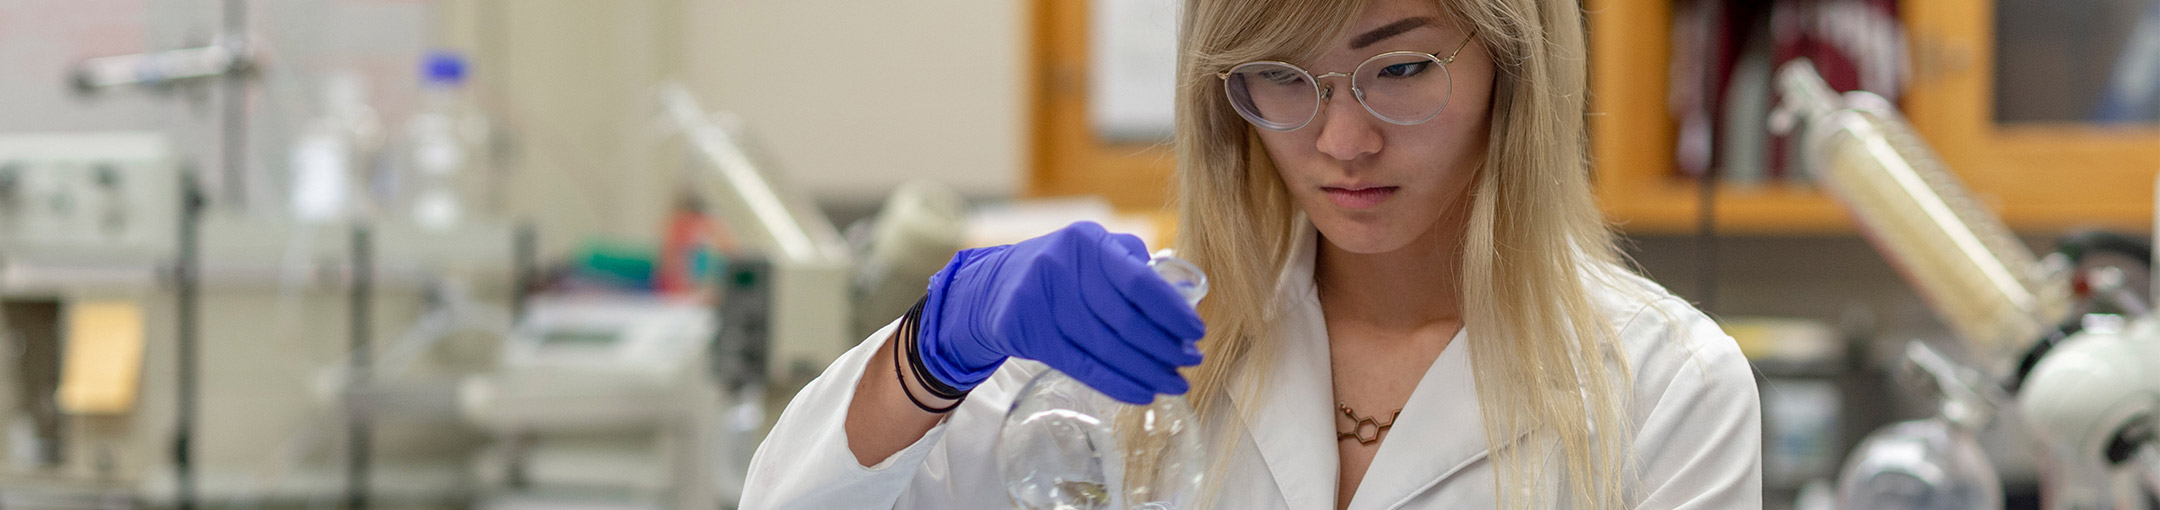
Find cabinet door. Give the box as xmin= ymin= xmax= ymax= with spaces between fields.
xmin=1905 ymin=0 xmax=2160 ymax=231
xmin=1030 ymin=0 xmax=1178 ymax=211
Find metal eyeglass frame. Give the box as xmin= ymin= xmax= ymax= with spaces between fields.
xmin=1216 ymin=30 xmax=1476 ymax=131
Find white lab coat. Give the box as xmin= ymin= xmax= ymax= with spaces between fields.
xmin=742 ymin=224 xmax=1762 ymax=509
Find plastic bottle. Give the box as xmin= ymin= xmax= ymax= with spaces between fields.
xmin=289 ymin=72 xmax=382 ymax=222
xmin=404 ymin=51 xmax=492 ymax=230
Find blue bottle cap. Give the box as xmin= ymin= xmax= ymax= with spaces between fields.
xmin=423 ymin=51 xmax=467 ymax=86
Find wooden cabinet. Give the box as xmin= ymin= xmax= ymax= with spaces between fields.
xmin=1901 ymin=0 xmax=2160 ymax=232
xmin=1587 ymin=0 xmax=1863 ymax=235
xmin=1593 ymin=0 xmax=2160 ymax=234
xmin=1031 ymin=0 xmax=2160 ymax=234
xmin=1028 ymin=0 xmax=1179 ymax=212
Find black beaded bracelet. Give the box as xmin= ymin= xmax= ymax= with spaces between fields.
xmin=893 ymin=297 xmax=964 ymax=413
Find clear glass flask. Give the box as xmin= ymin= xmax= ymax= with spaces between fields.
xmin=1836 ymin=342 xmax=2005 ymax=510
xmin=1837 ymin=417 xmax=2003 ymax=510
xmin=997 ymin=250 xmax=1208 ymax=510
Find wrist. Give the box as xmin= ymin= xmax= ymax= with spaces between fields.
xmin=891 ymin=298 xmax=963 ymax=413
xmin=889 ymin=298 xmax=967 ymax=414
xmin=917 ymin=250 xmax=1007 ymax=390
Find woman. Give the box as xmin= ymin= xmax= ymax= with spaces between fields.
xmin=742 ymin=0 xmax=1761 ymax=507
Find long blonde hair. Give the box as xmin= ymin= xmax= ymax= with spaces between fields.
xmin=1171 ymin=0 xmax=1635 ymax=507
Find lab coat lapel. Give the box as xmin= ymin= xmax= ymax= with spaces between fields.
xmin=1229 ymin=220 xmax=1340 ymax=510
xmin=1345 ymin=328 xmax=1492 ymax=510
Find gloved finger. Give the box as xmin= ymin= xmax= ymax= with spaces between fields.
xmin=1095 ymin=243 xmax=1207 ymax=340
xmin=1070 ymin=235 xmax=1204 ymax=367
xmin=1055 ymin=221 xmax=1110 ymax=248
xmin=1103 ymin=232 xmax=1151 ymax=261
xmin=1043 ymin=284 xmax=1192 ymax=393
xmin=1077 ymin=293 xmax=1203 ymax=368
xmin=1056 ymin=357 xmax=1170 ymax=405
xmin=1057 ymin=327 xmax=1190 ymax=395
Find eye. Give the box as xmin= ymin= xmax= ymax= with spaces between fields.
xmin=1255 ymin=69 xmax=1306 ymax=85
xmin=1378 ymin=61 xmax=1430 ymax=78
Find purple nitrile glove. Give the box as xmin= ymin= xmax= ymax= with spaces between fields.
xmin=916 ymin=221 xmax=1206 ymax=404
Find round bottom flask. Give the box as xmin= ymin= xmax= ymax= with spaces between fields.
xmin=997 ymin=251 xmax=1209 ymax=510
xmin=999 ymin=371 xmax=1203 ymax=510
xmin=1837 ymin=417 xmax=2003 ymax=510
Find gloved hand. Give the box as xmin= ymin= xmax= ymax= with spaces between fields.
xmin=917 ymin=221 xmax=1206 ymax=404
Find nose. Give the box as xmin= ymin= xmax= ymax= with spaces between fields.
xmin=1312 ymin=81 xmax=1382 ymax=161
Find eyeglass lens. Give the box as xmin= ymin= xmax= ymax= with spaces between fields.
xmin=1223 ymin=53 xmax=1452 ymax=130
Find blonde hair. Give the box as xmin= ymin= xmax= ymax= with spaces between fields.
xmin=1169 ymin=0 xmax=1636 ymax=507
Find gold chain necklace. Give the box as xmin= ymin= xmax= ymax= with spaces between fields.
xmin=1337 ymin=401 xmax=1402 ymax=445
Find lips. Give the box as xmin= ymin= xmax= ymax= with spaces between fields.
xmin=1322 ymin=186 xmax=1398 ymax=209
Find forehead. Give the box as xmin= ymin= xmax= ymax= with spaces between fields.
xmin=1350 ymin=0 xmax=1449 ymax=33
xmin=1312 ymin=0 xmax=1456 ymax=60
xmin=1199 ymin=0 xmax=1459 ymax=66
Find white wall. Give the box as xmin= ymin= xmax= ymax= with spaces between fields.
xmin=682 ymin=0 xmax=1025 ymax=205
xmin=436 ymin=0 xmax=1026 ymax=248
xmin=0 ymin=0 xmax=1027 ymax=249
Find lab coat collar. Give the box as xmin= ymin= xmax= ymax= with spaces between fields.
xmin=1348 ymin=327 xmax=1483 ymax=510
xmin=1231 ymin=218 xmax=1494 ymax=510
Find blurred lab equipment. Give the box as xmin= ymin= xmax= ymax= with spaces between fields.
xmin=69 ymin=39 xmax=255 ymax=95
xmin=658 ymin=195 xmax=728 ymax=298
xmin=1773 ymin=59 xmax=2074 ymax=376
xmin=1836 ymin=342 xmax=2004 ymax=510
xmin=654 ymin=84 xmax=855 ymax=389
xmin=2019 ymin=311 xmax=2160 ymax=507
xmin=0 ymin=131 xmax=523 ymax=510
xmin=0 ymin=122 xmax=808 ymax=510
xmin=998 ymin=251 xmax=1207 ymax=510
xmin=0 ymin=133 xmax=177 ymax=491
xmin=290 ymin=73 xmax=386 ymax=223
xmin=846 ymin=179 xmax=967 ymax=341
xmin=1726 ymin=316 xmax=1851 ymax=499
xmin=0 ymin=133 xmax=178 ymax=261
xmin=68 ymin=9 xmax=258 ymax=214
xmin=650 ymin=84 xmax=993 ymax=505
xmin=404 ymin=51 xmax=495 ymax=231
xmin=1778 ymin=58 xmax=2160 ymax=507
xmin=458 ymin=296 xmax=723 ymax=510
xmin=13 ymin=2 xmax=978 ymax=507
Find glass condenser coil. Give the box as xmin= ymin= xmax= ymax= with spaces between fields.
xmin=1776 ymin=60 xmax=2073 ymax=372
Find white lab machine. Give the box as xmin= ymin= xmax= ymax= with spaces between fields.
xmin=0 ymin=132 xmax=178 ymax=268
xmin=461 ymin=296 xmax=722 ymax=510
xmin=0 ymin=132 xmax=177 ymax=505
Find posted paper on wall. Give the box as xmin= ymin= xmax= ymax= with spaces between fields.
xmin=1089 ymin=0 xmax=1182 ymax=142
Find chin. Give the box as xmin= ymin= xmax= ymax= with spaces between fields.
xmin=1308 ymin=211 xmax=1420 ymax=255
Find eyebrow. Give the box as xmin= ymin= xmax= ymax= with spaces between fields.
xmin=1350 ymin=16 xmax=1438 ymax=50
